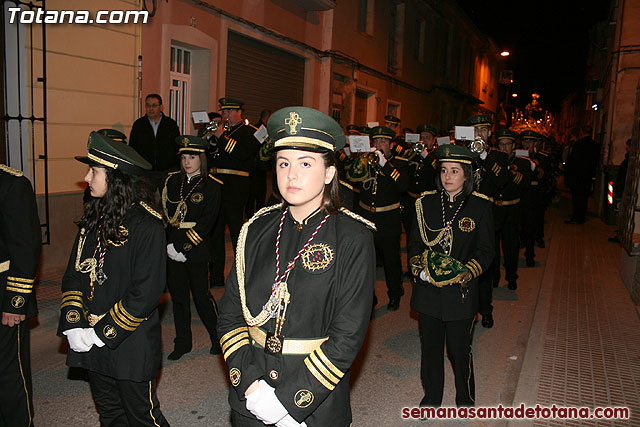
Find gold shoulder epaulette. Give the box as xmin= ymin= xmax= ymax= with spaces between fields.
xmin=139 ymin=201 xmax=163 ymax=220
xmin=247 ymin=123 xmax=259 ymax=131
xmin=419 ymin=190 xmax=438 ymax=197
xmin=339 ymin=179 xmax=355 ymax=192
xmin=339 ymin=208 xmax=376 ymax=231
xmin=248 ymin=203 xmax=282 ymax=222
xmin=167 ymin=170 xmax=180 ymax=175
xmin=0 ymin=164 xmax=23 ymax=177
xmin=472 ymin=191 xmax=494 ymax=202
xmin=395 ymin=156 xmax=409 ymax=162
xmin=208 ymin=174 xmax=224 ymax=186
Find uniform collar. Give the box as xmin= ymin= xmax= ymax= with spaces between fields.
xmin=288 ymin=206 xmax=326 ymax=230
xmin=444 ymin=189 xmax=464 ymax=202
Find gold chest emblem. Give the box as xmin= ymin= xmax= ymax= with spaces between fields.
xmin=103 ymin=325 xmax=117 ymax=339
xmin=11 ymin=295 xmax=25 ymax=308
xmin=191 ymin=192 xmax=204 ymax=204
xmin=458 ymin=217 xmax=476 ymax=233
xmin=66 ymin=309 xmax=81 ymax=324
xmin=285 ymin=112 xmax=302 ymax=134
xmin=301 ymin=243 xmax=335 ymax=273
xmin=294 ymin=389 xmax=314 ymax=408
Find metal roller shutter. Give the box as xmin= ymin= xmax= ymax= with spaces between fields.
xmin=226 ymin=31 xmax=305 ymax=123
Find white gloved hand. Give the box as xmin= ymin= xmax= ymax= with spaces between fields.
xmin=479 ymin=151 xmax=488 ymax=160
xmin=377 ymin=151 xmax=387 ymax=167
xmin=419 ymin=269 xmax=432 ymax=283
xmin=64 ymin=328 xmax=93 ymax=352
xmin=83 ymin=328 xmax=105 ymax=348
xmin=245 ymin=380 xmax=288 ymax=425
xmin=276 ymin=414 xmax=307 ymax=427
xmin=530 ymin=160 xmax=536 ymax=171
xmin=167 ymin=244 xmax=187 ymax=262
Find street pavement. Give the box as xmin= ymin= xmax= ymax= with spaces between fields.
xmin=28 ymin=193 xmax=640 ymax=426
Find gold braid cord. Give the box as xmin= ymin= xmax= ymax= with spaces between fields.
xmin=415 ymin=197 xmax=446 ymax=248
xmin=161 ymin=175 xmax=186 ymax=226
xmin=75 ymin=228 xmax=97 ymax=283
xmin=339 ymin=207 xmax=376 ymax=231
xmin=236 ymin=203 xmax=283 ymax=327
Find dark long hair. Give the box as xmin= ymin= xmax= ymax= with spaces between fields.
xmin=321 ymin=150 xmax=341 ymax=214
xmin=435 ymin=161 xmax=475 ymax=197
xmin=77 ymin=167 xmax=156 ymax=246
xmin=179 ymin=152 xmax=208 ymax=180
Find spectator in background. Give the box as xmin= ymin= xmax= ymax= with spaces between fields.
xmin=609 ymin=138 xmax=631 ymax=243
xmin=129 ymin=94 xmax=180 ymax=189
xmin=564 ymin=125 xmax=599 ymax=224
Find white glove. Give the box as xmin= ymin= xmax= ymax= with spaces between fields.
xmin=377 ymin=151 xmax=387 ymax=167
xmin=419 ymin=269 xmax=432 ymax=283
xmin=64 ymin=328 xmax=93 ymax=352
xmin=479 ymin=151 xmax=488 ymax=160
xmin=167 ymin=244 xmax=187 ymax=262
xmin=83 ymin=328 xmax=106 ymax=348
xmin=276 ymin=414 xmax=307 ymax=427
xmin=530 ymin=160 xmax=536 ymax=171
xmin=245 ymin=380 xmax=288 ymax=425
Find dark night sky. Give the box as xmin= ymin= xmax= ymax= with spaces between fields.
xmin=457 ymin=0 xmax=611 ymax=112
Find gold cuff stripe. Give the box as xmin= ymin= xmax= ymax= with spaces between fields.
xmin=309 ymin=352 xmax=340 ymax=384
xmin=112 ymin=305 xmax=141 ymax=328
xmin=62 ymin=295 xmax=84 ymax=303
xmin=110 ymin=310 xmax=137 ymax=331
xmin=62 ymin=291 xmax=83 ymax=297
xmin=186 ymin=229 xmax=203 ymax=245
xmin=221 ymin=331 xmax=249 ymax=353
xmin=7 ymin=276 xmax=35 ymax=283
xmin=6 ymin=286 xmax=31 ymax=294
xmin=465 ymin=261 xmax=478 ymax=277
xmin=314 ymin=347 xmax=344 ymax=378
xmin=304 ymin=358 xmax=335 ymax=391
xmin=118 ymin=301 xmax=144 ymax=323
xmin=61 ymin=301 xmax=83 ymax=309
xmin=7 ymin=282 xmax=33 ymax=289
xmin=223 ymin=338 xmax=250 ymax=361
xmin=220 ymin=326 xmax=249 ymax=344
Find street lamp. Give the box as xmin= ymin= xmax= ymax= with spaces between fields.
xmin=500 ymin=51 xmax=510 ymax=57
xmin=512 ymin=93 xmax=518 ymax=98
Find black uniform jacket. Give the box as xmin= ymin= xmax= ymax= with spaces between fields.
xmin=477 ymin=150 xmax=511 ymax=199
xmin=409 ymin=191 xmax=494 ymax=321
xmin=217 ymin=205 xmax=376 ymax=426
xmin=408 ymin=151 xmax=438 ymax=197
xmin=162 ymin=172 xmax=222 ymax=262
xmin=354 ymin=156 xmax=409 ymax=237
xmin=500 ymin=156 xmax=532 ymax=201
xmin=57 ymin=202 xmax=166 ymax=382
xmin=129 ymin=113 xmax=180 ymax=172
xmin=0 ymin=165 xmax=41 ymax=319
xmin=211 ymin=122 xmax=261 ymax=179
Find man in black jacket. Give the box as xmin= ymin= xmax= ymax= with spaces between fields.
xmin=129 ymin=94 xmax=180 ymax=188
xmin=564 ymin=125 xmax=600 ymax=224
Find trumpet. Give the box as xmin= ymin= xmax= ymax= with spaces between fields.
xmin=364 ymin=151 xmax=380 ymax=168
xmin=204 ymin=119 xmax=230 ymax=135
xmin=467 ymin=136 xmax=487 ymax=155
xmin=413 ymin=142 xmax=425 ymax=153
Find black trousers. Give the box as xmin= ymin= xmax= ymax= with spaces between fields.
xmin=0 ymin=323 xmax=33 ymax=427
xmin=477 ymin=271 xmax=493 ymax=317
xmin=245 ymin=170 xmax=267 ymax=219
xmin=88 ymin=371 xmax=169 ymax=427
xmin=570 ymin=185 xmax=590 ymax=223
xmin=211 ymin=175 xmax=251 ymax=285
xmin=401 ymin=195 xmax=418 ymax=273
xmin=493 ymin=205 xmax=520 ymax=285
xmin=521 ymin=200 xmax=536 ymax=261
xmin=168 ymin=260 xmax=219 ymax=350
xmin=418 ymin=314 xmax=475 ymax=407
xmin=374 ymin=234 xmax=404 ymax=299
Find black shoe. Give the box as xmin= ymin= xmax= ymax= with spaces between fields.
xmin=526 ymin=258 xmax=535 ymax=267
xmin=387 ymin=297 xmax=400 ymax=311
xmin=481 ymin=314 xmax=494 ymax=328
xmin=168 ymin=348 xmax=191 ymax=360
xmin=536 ymin=238 xmax=545 ymax=248
xmin=210 ymin=343 xmax=222 ymax=355
xmin=507 ymin=281 xmax=518 ymax=290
